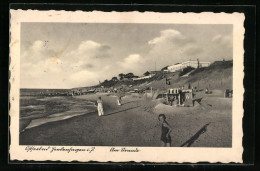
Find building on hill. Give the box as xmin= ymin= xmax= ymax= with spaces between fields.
xmin=132 ymin=75 xmax=153 ymax=81
xmin=182 ymin=60 xmax=210 ymax=68
xmin=166 ymin=60 xmax=210 ymax=73
xmin=167 ymin=63 xmax=183 ymax=72
xmin=133 ymin=70 xmax=161 ymax=81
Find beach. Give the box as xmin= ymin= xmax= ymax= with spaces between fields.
xmin=19 ymin=91 xmax=232 ymax=147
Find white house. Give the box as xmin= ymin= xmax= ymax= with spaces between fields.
xmin=132 ymin=74 xmax=154 ymax=81
xmin=167 ymin=63 xmax=183 ymax=73
xmin=182 ymin=61 xmax=210 ymax=68
xmin=166 ymin=60 xmax=210 ymax=72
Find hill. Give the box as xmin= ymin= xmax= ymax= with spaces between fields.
xmin=126 ymin=60 xmax=233 ymax=92
xmin=79 ymin=60 xmax=233 ymax=92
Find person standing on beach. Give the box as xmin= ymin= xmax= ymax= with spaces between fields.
xmin=168 ymin=95 xmax=174 ymax=106
xmin=117 ymin=95 xmax=121 ymax=106
xmin=97 ymin=97 xmax=104 ymax=117
xmin=158 ymin=114 xmax=172 ymax=147
xmin=117 ymin=89 xmax=122 ymax=106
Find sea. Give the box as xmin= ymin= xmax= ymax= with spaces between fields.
xmin=20 ymin=89 xmax=97 ymax=132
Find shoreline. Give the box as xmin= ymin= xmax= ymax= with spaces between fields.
xmin=20 ymin=93 xmax=139 ymax=132
xmin=20 ymin=94 xmax=99 ymax=132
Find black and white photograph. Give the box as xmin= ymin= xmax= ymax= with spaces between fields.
xmin=9 ymin=10 xmax=244 ymax=162
xmin=19 ymin=23 xmax=233 ymax=147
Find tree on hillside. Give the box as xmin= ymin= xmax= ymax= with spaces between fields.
xmin=143 ymin=71 xmax=151 ymax=76
xmin=125 ymin=73 xmax=135 ymax=79
xmin=111 ymin=77 xmax=118 ymax=81
xmin=118 ymin=73 xmax=125 ymax=80
xmin=101 ymin=79 xmax=117 ymax=88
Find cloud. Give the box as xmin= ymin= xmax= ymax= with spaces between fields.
xmin=21 ymin=39 xmax=113 ymax=88
xmin=21 ymin=40 xmax=65 ymax=77
xmin=83 ymin=64 xmax=94 ymax=69
xmin=21 ymin=40 xmax=55 ymax=64
xmin=99 ymin=45 xmax=111 ymax=51
xmin=146 ymin=29 xmax=203 ymax=68
xmin=31 ymin=40 xmax=45 ymax=50
xmin=148 ymin=29 xmax=181 ymax=45
xmin=146 ymin=30 xmax=233 ymax=70
xmin=124 ymin=54 xmax=143 ymax=64
xmin=212 ymin=34 xmax=232 ymax=48
xmin=67 ymin=65 xmax=112 ymax=88
xmin=208 ymin=34 xmax=232 ymax=59
xmin=73 ymin=40 xmax=111 ymax=59
xmin=148 ymin=29 xmax=192 ymax=47
xmin=117 ymin=54 xmax=145 ymax=73
xmin=65 ymin=40 xmax=111 ymax=71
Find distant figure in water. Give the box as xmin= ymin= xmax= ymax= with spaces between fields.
xmin=158 ymin=114 xmax=172 ymax=147
xmin=97 ymin=97 xmax=104 ymax=117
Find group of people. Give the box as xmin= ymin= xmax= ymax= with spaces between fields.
xmin=71 ymin=89 xmax=82 ymax=96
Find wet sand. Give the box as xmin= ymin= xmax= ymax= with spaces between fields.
xmin=20 ymin=92 xmax=232 ymax=147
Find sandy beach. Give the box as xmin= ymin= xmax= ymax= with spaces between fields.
xmin=20 ymin=91 xmax=232 ymax=147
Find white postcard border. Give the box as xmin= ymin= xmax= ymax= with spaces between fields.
xmin=9 ymin=10 xmax=244 ymax=163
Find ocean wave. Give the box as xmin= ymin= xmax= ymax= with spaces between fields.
xmin=20 ymin=95 xmax=97 ymax=132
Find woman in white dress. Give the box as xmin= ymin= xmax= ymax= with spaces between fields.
xmin=97 ymin=97 xmax=104 ymax=116
xmin=117 ymin=95 xmax=121 ymax=106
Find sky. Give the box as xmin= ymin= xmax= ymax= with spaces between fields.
xmin=21 ymin=23 xmax=233 ymax=89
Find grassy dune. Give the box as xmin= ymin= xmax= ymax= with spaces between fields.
xmin=144 ymin=60 xmax=232 ymax=91
xmin=91 ymin=60 xmax=232 ymax=93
